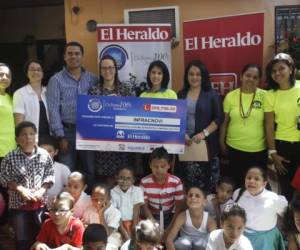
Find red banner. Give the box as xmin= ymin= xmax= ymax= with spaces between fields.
xmin=183 ymin=13 xmax=264 ymax=96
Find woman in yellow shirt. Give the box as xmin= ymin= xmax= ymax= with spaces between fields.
xmin=0 ymin=62 xmax=16 ymax=226
xmin=264 ymin=53 xmax=300 ymax=200
xmin=220 ymin=64 xmax=266 ymax=188
xmin=140 ymin=60 xmax=177 ymax=99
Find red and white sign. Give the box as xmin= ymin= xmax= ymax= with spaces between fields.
xmin=97 ymin=24 xmax=172 ymax=91
xmin=183 ymin=13 xmax=264 ymax=96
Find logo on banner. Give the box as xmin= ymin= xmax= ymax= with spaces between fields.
xmin=99 ymin=45 xmax=128 ymax=70
xmin=210 ymin=73 xmax=237 ymax=96
xmin=185 ymin=32 xmax=262 ymax=50
xmin=88 ymin=98 xmax=102 ymax=112
xmin=116 ymin=130 xmax=125 ymax=139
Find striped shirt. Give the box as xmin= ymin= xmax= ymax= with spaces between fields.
xmin=140 ymin=173 xmax=184 ymax=214
xmin=47 ymin=67 xmax=98 ymax=137
xmin=0 ymin=146 xmax=54 ymax=209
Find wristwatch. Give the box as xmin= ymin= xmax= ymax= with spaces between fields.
xmin=203 ymin=129 xmax=210 ymax=138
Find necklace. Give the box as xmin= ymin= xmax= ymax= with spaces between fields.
xmin=239 ymin=88 xmax=256 ymax=121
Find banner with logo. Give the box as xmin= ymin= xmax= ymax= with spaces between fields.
xmin=76 ymin=95 xmax=187 ymax=154
xmin=97 ymin=24 xmax=172 ymax=94
xmin=183 ymin=13 xmax=264 ymax=96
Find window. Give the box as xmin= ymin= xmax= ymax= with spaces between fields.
xmin=275 ymin=5 xmax=300 ymax=69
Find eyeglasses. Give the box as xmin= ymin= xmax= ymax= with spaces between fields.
xmin=118 ymin=176 xmax=133 ymax=182
xmin=49 ymin=208 xmax=70 ymax=215
xmin=28 ymin=68 xmax=43 ymax=72
xmin=101 ymin=66 xmax=115 ymax=72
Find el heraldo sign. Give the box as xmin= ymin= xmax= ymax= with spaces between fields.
xmin=183 ymin=13 xmax=264 ymax=96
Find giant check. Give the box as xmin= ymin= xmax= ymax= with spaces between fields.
xmin=76 ymin=95 xmax=187 ymax=154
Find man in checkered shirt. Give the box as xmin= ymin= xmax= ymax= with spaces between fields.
xmin=0 ymin=121 xmax=54 ymax=250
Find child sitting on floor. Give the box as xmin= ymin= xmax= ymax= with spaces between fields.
xmin=39 ymin=136 xmax=71 ymax=208
xmin=111 ymin=166 xmax=144 ymax=240
xmin=282 ymin=195 xmax=300 ymax=250
xmin=120 ymin=219 xmax=162 ymax=250
xmin=166 ymin=185 xmax=216 ymax=250
xmin=66 ymin=171 xmax=91 ymax=219
xmin=31 ymin=191 xmax=84 ymax=249
xmin=205 ymin=177 xmax=234 ymax=227
xmin=83 ymin=183 xmax=122 ymax=250
xmin=233 ymin=166 xmax=287 ymax=250
xmin=140 ymin=146 xmax=184 ymax=230
xmin=82 ymin=223 xmax=108 ymax=250
xmin=206 ymin=203 xmax=253 ymax=250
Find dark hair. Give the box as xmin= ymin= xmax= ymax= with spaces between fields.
xmin=149 ymin=146 xmax=171 ymax=164
xmin=235 ymin=166 xmax=267 ymax=202
xmin=221 ymin=203 xmax=246 ymax=223
xmin=117 ymin=165 xmax=135 ymax=177
xmin=241 ymin=63 xmax=262 ymax=78
xmin=64 ymin=41 xmax=84 ymax=55
xmin=68 ymin=171 xmax=87 ymax=185
xmin=217 ymin=176 xmax=235 ymax=190
xmin=99 ymin=54 xmax=120 ymax=93
xmin=283 ymin=195 xmax=300 ymax=234
xmin=91 ymin=183 xmax=111 ymax=198
xmin=38 ymin=136 xmax=58 ymax=150
xmin=132 ymin=219 xmax=162 ymax=246
xmin=185 ymin=184 xmax=206 ymax=197
xmin=266 ymin=53 xmax=296 ymax=90
xmin=54 ymin=191 xmax=75 ymax=209
xmin=83 ymin=224 xmax=107 ymax=244
xmin=15 ymin=121 xmax=37 ymax=137
xmin=182 ymin=60 xmax=212 ymax=92
xmin=146 ymin=60 xmax=170 ymax=90
xmin=24 ymin=59 xmax=44 ymax=83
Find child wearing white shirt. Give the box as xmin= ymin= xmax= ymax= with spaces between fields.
xmin=206 ymin=204 xmax=253 ymax=250
xmin=66 ymin=171 xmax=91 ymax=219
xmin=233 ymin=166 xmax=287 ymax=250
xmin=83 ymin=183 xmax=122 ymax=250
xmin=111 ymin=166 xmax=144 ymax=240
xmin=39 ymin=136 xmax=71 ymax=208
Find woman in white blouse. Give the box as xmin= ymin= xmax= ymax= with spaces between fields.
xmin=13 ymin=59 xmax=49 ymax=139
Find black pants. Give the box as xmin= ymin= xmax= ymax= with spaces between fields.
xmin=276 ymin=140 xmax=300 ymax=200
xmin=10 ymin=208 xmax=45 ymax=250
xmin=227 ymin=146 xmax=268 ymax=188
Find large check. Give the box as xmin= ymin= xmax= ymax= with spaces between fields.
xmin=76 ymin=95 xmax=187 ymax=154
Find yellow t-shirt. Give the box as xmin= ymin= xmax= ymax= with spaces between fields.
xmin=223 ymin=88 xmax=266 ymax=152
xmin=140 ymin=89 xmax=177 ymax=99
xmin=0 ymin=94 xmax=16 ymax=157
xmin=264 ymin=84 xmax=300 ymax=142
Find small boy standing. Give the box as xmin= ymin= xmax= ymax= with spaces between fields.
xmin=0 ymin=121 xmax=54 ymax=250
xmin=140 ymin=147 xmax=184 ymax=230
xmin=39 ymin=136 xmax=71 ymax=208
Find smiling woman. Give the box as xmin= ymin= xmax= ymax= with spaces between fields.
xmin=88 ymin=54 xmax=135 ymax=187
xmin=13 ymin=59 xmax=50 ymax=140
xmin=264 ymin=53 xmax=300 ymax=200
xmin=219 ymin=64 xmax=267 ymax=188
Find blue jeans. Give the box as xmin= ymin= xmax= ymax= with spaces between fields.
xmin=58 ymin=126 xmax=95 ymax=190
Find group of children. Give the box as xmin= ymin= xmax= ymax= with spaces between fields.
xmin=0 ymin=121 xmax=300 ymax=250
